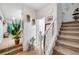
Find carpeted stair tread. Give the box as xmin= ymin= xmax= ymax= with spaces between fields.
xmin=54 ymin=45 xmax=79 ymax=55
xmin=60 ymin=31 xmax=79 ymax=36
xmin=59 ymin=34 xmax=79 ymax=40
xmin=61 ymin=26 xmax=79 ymax=29
xmin=57 ymin=40 xmax=79 ymax=49
xmin=61 ymin=31 xmax=79 ymax=34
xmin=62 ymin=23 xmax=79 ymax=27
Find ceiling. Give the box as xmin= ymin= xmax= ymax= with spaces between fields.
xmin=0 ymin=3 xmax=50 ymax=20
xmin=24 ymin=3 xmax=49 ymax=11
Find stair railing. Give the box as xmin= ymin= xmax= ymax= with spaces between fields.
xmin=39 ymin=17 xmax=57 ymax=55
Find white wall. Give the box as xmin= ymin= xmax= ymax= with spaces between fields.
xmin=0 ymin=4 xmax=23 ymax=44
xmin=49 ymin=3 xmax=63 ymax=54
xmin=22 ymin=6 xmax=36 ymax=51
xmin=57 ymin=3 xmax=63 ymax=32
xmin=36 ymin=17 xmax=45 ymax=54
xmin=0 ymin=4 xmax=23 ymax=34
xmin=36 ymin=3 xmax=57 ymax=19
xmin=0 ymin=9 xmax=3 ymax=44
xmin=62 ymin=3 xmax=79 ymax=22
xmin=0 ymin=4 xmax=22 ymax=21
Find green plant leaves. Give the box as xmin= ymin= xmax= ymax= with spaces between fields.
xmin=11 ymin=20 xmax=21 ymax=39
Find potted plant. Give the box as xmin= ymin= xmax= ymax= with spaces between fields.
xmin=11 ymin=20 xmax=21 ymax=45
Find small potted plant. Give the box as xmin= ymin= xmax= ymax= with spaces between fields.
xmin=11 ymin=20 xmax=22 ymax=45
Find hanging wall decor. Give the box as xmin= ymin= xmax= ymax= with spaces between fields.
xmin=26 ymin=15 xmax=30 ymax=22
xmin=72 ymin=8 xmax=79 ymax=21
xmin=32 ymin=19 xmax=35 ymax=25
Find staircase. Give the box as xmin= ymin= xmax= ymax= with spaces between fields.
xmin=53 ymin=21 xmax=79 ymax=55
xmin=0 ymin=44 xmax=23 ymax=55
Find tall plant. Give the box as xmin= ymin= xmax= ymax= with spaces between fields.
xmin=11 ymin=20 xmax=21 ymax=39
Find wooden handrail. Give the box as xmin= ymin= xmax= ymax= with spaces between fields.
xmin=44 ymin=18 xmax=55 ymax=36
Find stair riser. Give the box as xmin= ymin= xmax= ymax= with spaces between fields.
xmin=62 ymin=22 xmax=79 ymax=25
xmin=61 ymin=28 xmax=79 ymax=31
xmin=60 ymin=32 xmax=79 ymax=36
xmin=61 ymin=27 xmax=79 ymax=29
xmin=62 ymin=25 xmax=79 ymax=27
xmin=61 ymin=30 xmax=79 ymax=32
xmin=58 ymin=37 xmax=79 ymax=43
xmin=57 ymin=43 xmax=79 ymax=53
xmin=62 ymin=21 xmax=79 ymax=24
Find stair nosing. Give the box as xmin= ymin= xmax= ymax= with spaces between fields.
xmin=60 ymin=31 xmax=79 ymax=35
xmin=57 ymin=40 xmax=79 ymax=49
xmin=59 ymin=34 xmax=79 ymax=40
xmin=0 ymin=46 xmax=22 ymax=55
